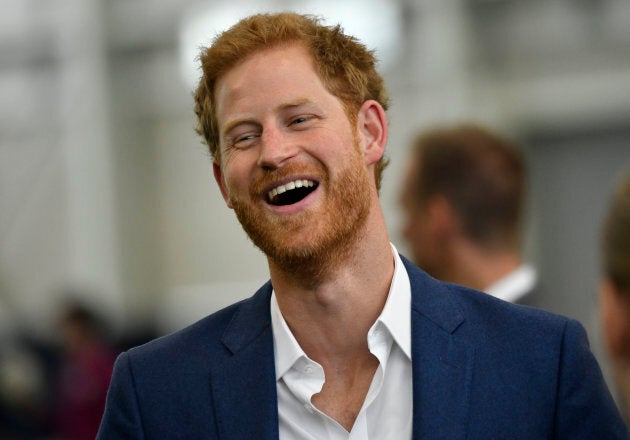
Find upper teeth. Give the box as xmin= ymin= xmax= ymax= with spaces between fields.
xmin=268 ymin=179 xmax=315 ymax=200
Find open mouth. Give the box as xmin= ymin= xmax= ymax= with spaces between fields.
xmin=267 ymin=179 xmax=318 ymax=206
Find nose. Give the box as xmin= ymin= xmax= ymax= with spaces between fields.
xmin=257 ymin=126 xmax=298 ymax=169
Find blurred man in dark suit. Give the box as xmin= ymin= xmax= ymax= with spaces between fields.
xmin=600 ymin=170 xmax=630 ymax=425
xmin=400 ymin=124 xmax=541 ymax=307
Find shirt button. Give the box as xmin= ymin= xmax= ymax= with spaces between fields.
xmin=304 ymin=365 xmax=313 ymax=374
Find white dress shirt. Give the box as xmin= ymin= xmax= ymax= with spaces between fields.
xmin=271 ymin=244 xmax=412 ymax=439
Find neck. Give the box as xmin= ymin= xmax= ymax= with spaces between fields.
xmin=612 ymin=360 xmax=630 ymax=425
xmin=269 ymin=204 xmax=394 ymax=364
xmin=446 ymin=239 xmax=522 ymax=292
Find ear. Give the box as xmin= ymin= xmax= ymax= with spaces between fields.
xmin=356 ymin=100 xmax=388 ymax=166
xmin=213 ymin=160 xmax=233 ymax=209
xmin=600 ymin=279 xmax=630 ymax=358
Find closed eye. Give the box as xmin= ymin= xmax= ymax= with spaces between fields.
xmin=289 ymin=115 xmax=316 ymax=128
xmin=222 ymin=120 xmax=261 ymax=149
xmin=224 ymin=133 xmax=259 ymax=151
xmin=235 ymin=133 xmax=258 ymax=143
xmin=227 ymin=126 xmax=261 ymax=149
xmin=291 ymin=116 xmax=308 ymax=125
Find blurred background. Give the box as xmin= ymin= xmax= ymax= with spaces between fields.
xmin=1 ymin=0 xmax=629 ymax=437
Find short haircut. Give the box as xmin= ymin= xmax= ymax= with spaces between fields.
xmin=411 ymin=124 xmax=526 ymax=250
xmin=193 ymin=12 xmax=390 ymax=190
xmin=602 ymin=172 xmax=630 ymax=293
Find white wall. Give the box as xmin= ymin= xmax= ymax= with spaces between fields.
xmin=2 ymin=0 xmax=630 ymax=347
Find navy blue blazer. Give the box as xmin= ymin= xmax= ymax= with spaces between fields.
xmin=97 ymin=257 xmax=628 ymax=439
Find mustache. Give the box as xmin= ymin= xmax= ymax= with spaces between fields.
xmin=248 ymin=163 xmax=324 ymax=198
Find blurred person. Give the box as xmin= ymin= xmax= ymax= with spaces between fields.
xmin=0 ymin=293 xmax=54 ymax=439
xmin=52 ymin=302 xmax=115 ymax=440
xmin=0 ymin=341 xmax=48 ymax=439
xmin=600 ymin=171 xmax=630 ymax=424
xmin=400 ymin=124 xmax=541 ymax=306
xmin=98 ymin=12 xmax=626 ymax=439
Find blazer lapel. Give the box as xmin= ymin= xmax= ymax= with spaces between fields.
xmin=210 ymin=283 xmax=279 ymax=440
xmin=209 ymin=260 xmax=474 ymax=439
xmin=403 ymin=257 xmax=473 ymax=440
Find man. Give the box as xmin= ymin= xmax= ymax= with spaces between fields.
xmin=400 ymin=125 xmax=541 ymax=306
xmin=600 ymin=171 xmax=630 ymax=425
xmin=53 ymin=302 xmax=115 ymax=440
xmin=97 ymin=13 xmax=626 ymax=439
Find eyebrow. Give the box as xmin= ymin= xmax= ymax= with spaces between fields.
xmin=281 ymin=97 xmax=314 ymax=110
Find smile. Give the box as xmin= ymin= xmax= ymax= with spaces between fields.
xmin=267 ymin=179 xmax=318 ymax=206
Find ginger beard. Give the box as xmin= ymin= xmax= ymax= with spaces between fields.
xmin=228 ymin=136 xmax=372 ymax=280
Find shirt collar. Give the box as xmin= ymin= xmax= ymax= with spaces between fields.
xmin=373 ymin=244 xmax=412 ymax=360
xmin=270 ymin=293 xmax=304 ymax=380
xmin=270 ymin=243 xmax=412 ymax=380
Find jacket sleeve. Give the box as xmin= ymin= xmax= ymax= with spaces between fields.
xmin=554 ymin=318 xmax=628 ymax=438
xmin=96 ymin=351 xmax=146 ymax=439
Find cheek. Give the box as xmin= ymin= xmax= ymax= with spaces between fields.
xmin=222 ymin=153 xmax=255 ymax=189
xmin=600 ymin=282 xmax=630 ymax=357
xmin=599 ymin=290 xmax=613 ymax=353
xmin=402 ymin=211 xmax=427 ymax=247
xmin=315 ymin=125 xmax=357 ymax=159
xmin=401 ymin=215 xmax=413 ymax=240
xmin=401 ymin=211 xmax=419 ymax=240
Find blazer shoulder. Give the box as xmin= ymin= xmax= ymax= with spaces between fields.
xmin=450 ymin=279 xmax=572 ymax=342
xmin=402 ymin=254 xmax=570 ymax=340
xmin=127 ymin=281 xmax=273 ymax=365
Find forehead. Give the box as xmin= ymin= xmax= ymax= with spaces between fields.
xmin=214 ymin=44 xmax=322 ymax=110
